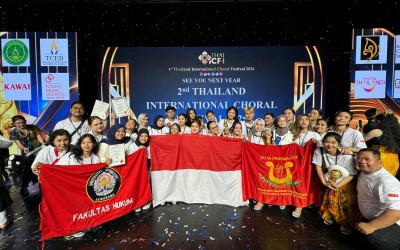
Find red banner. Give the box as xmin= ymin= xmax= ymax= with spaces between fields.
xmin=39 ymin=149 xmax=152 ymax=241
xmin=242 ymin=141 xmax=319 ymax=207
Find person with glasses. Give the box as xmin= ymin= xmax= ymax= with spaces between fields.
xmin=53 ymin=101 xmax=91 ymax=145
xmin=10 ymin=115 xmax=46 ymax=196
xmin=207 ymin=121 xmax=220 ymax=136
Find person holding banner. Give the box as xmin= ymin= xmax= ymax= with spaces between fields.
xmin=241 ymin=107 xmax=255 ymax=137
xmin=58 ymin=134 xmax=100 ymax=165
xmin=291 ymin=114 xmax=322 ymax=218
xmin=313 ymin=132 xmax=361 ymax=235
xmin=178 ymin=113 xmax=191 ymax=134
xmin=0 ymin=134 xmax=12 ymax=229
xmin=31 ymin=129 xmax=71 ymax=175
xmin=196 ymin=116 xmax=209 ymax=135
xmin=148 ymin=115 xmax=168 ymax=135
xmin=88 ymin=116 xmax=107 ymax=144
xmin=53 ymin=101 xmax=90 ymax=145
xmin=219 ymin=106 xmax=239 ymax=136
xmin=10 ymin=115 xmax=46 ymax=196
xmin=329 ymin=110 xmax=366 ymax=155
xmin=126 ymin=128 xmax=152 ymax=212
xmin=137 ymin=113 xmax=150 ymax=130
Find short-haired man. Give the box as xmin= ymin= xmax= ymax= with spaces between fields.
xmin=241 ymin=107 xmax=255 ymax=137
xmin=53 ymin=101 xmax=90 ymax=145
xmin=355 ymin=148 xmax=400 ymax=250
xmin=164 ymin=106 xmax=178 ymax=127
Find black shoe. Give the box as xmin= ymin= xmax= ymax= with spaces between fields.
xmin=20 ymin=187 xmax=29 ymax=196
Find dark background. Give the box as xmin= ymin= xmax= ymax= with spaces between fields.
xmin=1 ymin=0 xmax=398 ymax=120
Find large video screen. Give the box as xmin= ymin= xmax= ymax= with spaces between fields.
xmin=98 ymin=47 xmax=324 ymax=122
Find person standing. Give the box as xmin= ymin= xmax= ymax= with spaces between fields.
xmin=10 ymin=115 xmax=46 ymax=196
xmin=53 ymin=101 xmax=90 ymax=145
xmin=355 ymin=148 xmax=400 ymax=250
xmin=0 ymin=134 xmax=12 ymax=228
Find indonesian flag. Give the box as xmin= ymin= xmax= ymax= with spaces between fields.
xmin=39 ymin=149 xmax=152 ymax=241
xmin=150 ymin=134 xmax=248 ymax=207
xmin=241 ymin=141 xmax=319 ymax=207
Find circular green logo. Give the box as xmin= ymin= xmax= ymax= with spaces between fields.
xmin=3 ymin=40 xmax=29 ymax=65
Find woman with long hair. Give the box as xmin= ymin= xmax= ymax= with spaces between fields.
xmin=314 ymin=118 xmax=329 ymax=139
xmin=282 ymin=107 xmax=296 ymax=130
xmin=59 ymin=134 xmax=100 ymax=165
xmin=177 ymin=113 xmax=191 ymax=134
xmin=219 ymin=106 xmax=239 ymax=136
xmin=228 ymin=121 xmax=247 ymax=141
xmin=313 ymin=132 xmax=362 ymax=235
xmin=185 ymin=108 xmax=197 ymax=126
xmin=169 ymin=123 xmax=181 ymax=135
xmin=363 ymin=112 xmax=400 ymax=176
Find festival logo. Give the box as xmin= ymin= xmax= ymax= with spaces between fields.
xmin=198 ymin=51 xmax=224 ymax=65
xmin=86 ymin=167 xmax=121 ymax=202
xmin=40 ymin=39 xmax=69 ymax=66
xmin=355 ymin=35 xmax=387 ymax=64
xmin=1 ymin=39 xmax=30 ymax=66
xmin=354 ymin=70 xmax=386 ymax=98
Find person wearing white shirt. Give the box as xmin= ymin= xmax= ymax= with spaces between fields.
xmin=241 ymin=107 xmax=255 ymax=137
xmin=219 ymin=106 xmax=239 ymax=136
xmin=58 ymin=134 xmax=100 ymax=165
xmin=178 ymin=113 xmax=191 ymax=134
xmin=248 ymin=118 xmax=265 ymax=145
xmin=0 ymin=134 xmax=12 ymax=229
xmin=268 ymin=115 xmax=293 ymax=146
xmin=88 ymin=116 xmax=107 ymax=144
xmin=148 ymin=115 xmax=169 ymax=135
xmin=53 ymin=101 xmax=90 ymax=145
xmin=207 ymin=121 xmax=220 ymax=136
xmin=164 ymin=106 xmax=178 ymax=127
xmin=355 ymin=148 xmax=400 ymax=250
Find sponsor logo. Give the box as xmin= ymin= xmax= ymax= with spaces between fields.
xmin=86 ymin=168 xmax=121 ymax=202
xmin=198 ymin=51 xmax=224 ymax=65
xmin=2 ymin=40 xmax=29 ymax=65
xmin=360 ymin=36 xmax=380 ymax=62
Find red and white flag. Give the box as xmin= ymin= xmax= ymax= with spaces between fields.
xmin=150 ymin=134 xmax=248 ymax=207
xmin=39 ymin=149 xmax=152 ymax=241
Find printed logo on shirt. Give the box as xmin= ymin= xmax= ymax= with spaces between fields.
xmin=387 ymin=193 xmax=400 ymax=201
xmin=86 ymin=167 xmax=121 ymax=202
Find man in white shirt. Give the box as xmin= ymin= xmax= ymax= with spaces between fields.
xmin=53 ymin=101 xmax=90 ymax=145
xmin=356 ymin=148 xmax=400 ymax=250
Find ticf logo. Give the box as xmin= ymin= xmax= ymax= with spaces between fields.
xmin=198 ymin=51 xmax=224 ymax=65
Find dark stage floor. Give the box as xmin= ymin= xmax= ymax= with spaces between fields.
xmin=1 ymin=172 xmax=370 ymax=250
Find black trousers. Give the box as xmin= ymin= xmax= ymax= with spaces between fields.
xmin=21 ymin=155 xmax=38 ymax=189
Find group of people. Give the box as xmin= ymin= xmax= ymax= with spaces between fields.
xmin=1 ymin=102 xmax=399 ymax=249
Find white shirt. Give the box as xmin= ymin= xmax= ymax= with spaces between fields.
xmin=293 ymin=131 xmax=322 ymax=147
xmin=54 ymin=118 xmax=90 ymax=145
xmin=312 ymin=148 xmax=357 ymax=176
xmin=248 ymin=133 xmax=265 ymax=145
xmin=329 ymin=128 xmax=367 ymax=149
xmin=272 ymin=130 xmax=294 ymax=146
xmin=241 ymin=120 xmax=254 ymax=137
xmin=57 ymin=152 xmax=100 ymax=165
xmin=148 ymin=127 xmax=169 ymax=135
xmin=89 ymin=131 xmax=107 ymax=143
xmin=31 ymin=145 xmax=68 ymax=168
xmin=180 ymin=126 xmax=191 ymax=134
xmin=164 ymin=118 xmax=179 ymax=127
xmin=357 ymin=167 xmax=400 ymax=226
xmin=127 ymin=143 xmax=151 ymax=159
xmin=97 ymin=141 xmax=132 ymax=163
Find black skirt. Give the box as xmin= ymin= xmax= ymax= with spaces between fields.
xmin=0 ymin=186 xmax=12 ymax=212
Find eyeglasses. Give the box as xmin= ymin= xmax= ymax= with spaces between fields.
xmin=210 ymin=126 xmax=218 ymax=130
